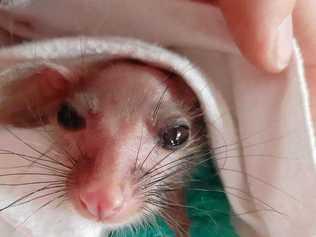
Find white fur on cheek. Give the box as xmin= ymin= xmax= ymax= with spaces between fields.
xmin=0 ymin=128 xmax=106 ymax=237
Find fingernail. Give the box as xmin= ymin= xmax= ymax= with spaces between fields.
xmin=271 ymin=15 xmax=293 ymax=72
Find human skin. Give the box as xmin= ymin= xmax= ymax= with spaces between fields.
xmin=193 ymin=0 xmax=316 ymax=117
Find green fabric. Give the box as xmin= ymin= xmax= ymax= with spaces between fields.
xmin=109 ymin=157 xmax=239 ymax=237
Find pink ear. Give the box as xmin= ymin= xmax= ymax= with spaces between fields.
xmin=0 ymin=65 xmax=73 ymax=127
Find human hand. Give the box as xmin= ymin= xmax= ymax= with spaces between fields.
xmin=195 ymin=0 xmax=316 ymax=115
xmin=195 ymin=0 xmax=315 ymax=76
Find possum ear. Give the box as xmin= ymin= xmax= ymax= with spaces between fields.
xmin=0 ymin=66 xmax=72 ymax=127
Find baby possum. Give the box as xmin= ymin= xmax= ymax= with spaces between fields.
xmin=0 ymin=59 xmax=209 ymax=236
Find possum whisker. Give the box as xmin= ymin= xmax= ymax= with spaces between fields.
xmin=5 ymin=127 xmax=61 ymax=163
xmin=145 ymin=203 xmax=177 ymax=236
xmin=142 ymin=206 xmax=155 ymax=221
xmin=46 ymin=144 xmax=77 ymax=168
xmin=143 ymin=207 xmax=169 ymax=236
xmin=34 ymin=122 xmax=78 ymax=167
xmin=153 ymin=184 xmax=287 ymax=218
xmin=0 ymin=181 xmax=65 ymax=187
xmin=56 ymin=146 xmax=77 ymax=167
xmin=185 ymin=141 xmax=297 ymax=164
xmin=19 ymin=193 xmax=66 ymax=226
xmin=214 ymin=153 xmax=298 ymax=161
xmin=36 ymin=147 xmax=73 ymax=172
xmin=150 ymin=148 xmax=300 ymax=204
xmin=0 ymin=149 xmax=72 ymax=170
xmin=214 ymin=136 xmax=297 ymax=158
xmin=142 ymin=208 xmax=156 ymax=230
xmin=147 ymin=196 xmax=229 ymax=237
xmin=145 ymin=158 xmax=194 ymax=186
xmin=0 ymin=165 xmax=39 ymax=170
xmin=148 ymin=196 xmax=221 ymax=237
xmin=28 ymin=145 xmax=74 ymax=170
xmin=142 ymin=165 xmax=188 ymax=188
xmin=143 ymin=167 xmax=190 ymax=191
xmin=141 ymin=151 xmax=206 ymax=185
xmin=211 ymin=207 xmax=284 ymax=218
xmin=197 ymin=122 xmax=301 ymax=161
xmin=53 ymin=195 xmax=70 ymax=209
xmin=143 ymin=154 xmax=296 ymax=217
xmin=139 ymin=130 xmax=207 ymax=179
xmin=152 ymin=86 xmax=169 ymax=123
xmin=140 ymin=149 xmax=178 ymax=179
xmin=3 ymin=129 xmax=72 ymax=172
xmin=192 ymin=187 xmax=286 ymax=216
xmin=0 ymin=149 xmax=71 ymax=174
xmin=152 ymin=187 xmax=282 ymax=223
xmin=187 ymin=188 xmax=258 ymax=205
xmin=217 ymin=167 xmax=299 ymax=202
xmin=186 ymin=109 xmax=204 ymax=120
xmin=192 ymin=116 xmax=300 ymax=170
xmin=146 ymin=196 xmax=218 ymax=229
xmin=145 ymin=147 xmax=205 ymax=173
xmin=72 ymin=139 xmax=86 ymax=166
xmin=138 ymin=142 xmax=159 ymax=171
xmin=14 ymin=188 xmax=66 ymax=207
xmin=158 ymin=208 xmax=187 ymax=237
xmin=0 ymin=149 xmax=64 ymax=164
xmin=172 ymin=166 xmax=299 ymax=214
xmin=160 ymin=164 xmax=299 ymax=212
xmin=0 ymin=172 xmax=68 ymax=179
xmin=134 ymin=126 xmax=144 ymax=171
xmin=0 ymin=184 xmax=63 ymax=212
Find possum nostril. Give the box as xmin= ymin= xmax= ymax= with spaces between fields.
xmin=79 ymin=189 xmax=125 ymax=220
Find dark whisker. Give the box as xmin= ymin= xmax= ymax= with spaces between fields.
xmin=5 ymin=127 xmax=62 ymax=163
xmin=14 ymin=189 xmax=66 ymax=207
xmin=140 ymin=149 xmax=178 ymax=179
xmin=18 ymin=193 xmax=66 ymax=226
xmin=0 ymin=181 xmax=65 ymax=187
xmin=218 ymin=168 xmax=299 ymax=203
xmin=0 ymin=172 xmax=67 ymax=178
xmin=134 ymin=126 xmax=144 ymax=170
xmin=0 ymin=149 xmax=69 ymax=174
xmin=0 ymin=184 xmax=60 ymax=212
xmin=152 ymin=86 xmax=168 ymax=123
xmin=139 ymin=142 xmax=159 ymax=171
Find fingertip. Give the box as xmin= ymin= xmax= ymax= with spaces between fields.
xmin=263 ymin=15 xmax=294 ymax=73
xmin=219 ymin=0 xmax=295 ymax=73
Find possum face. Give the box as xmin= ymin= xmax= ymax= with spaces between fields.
xmin=14 ymin=61 xmax=206 ymax=227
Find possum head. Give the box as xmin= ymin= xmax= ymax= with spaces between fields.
xmin=0 ymin=60 xmax=207 ymax=229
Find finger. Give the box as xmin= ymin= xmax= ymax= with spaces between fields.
xmin=219 ymin=0 xmax=296 ymax=73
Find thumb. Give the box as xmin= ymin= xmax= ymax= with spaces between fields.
xmin=219 ymin=0 xmax=296 ymax=73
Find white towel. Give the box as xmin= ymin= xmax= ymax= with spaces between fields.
xmin=0 ymin=1 xmax=315 ymax=237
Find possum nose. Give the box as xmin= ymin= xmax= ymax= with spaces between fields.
xmin=79 ymin=189 xmax=125 ymax=220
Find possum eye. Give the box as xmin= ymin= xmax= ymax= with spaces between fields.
xmin=160 ymin=124 xmax=190 ymax=150
xmin=57 ymin=102 xmax=86 ymax=131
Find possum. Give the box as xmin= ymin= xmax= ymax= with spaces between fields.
xmin=0 ymin=1 xmax=313 ymax=237
xmin=0 ymin=59 xmax=211 ymax=236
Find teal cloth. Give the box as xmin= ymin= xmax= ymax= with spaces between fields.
xmin=109 ymin=156 xmax=239 ymax=237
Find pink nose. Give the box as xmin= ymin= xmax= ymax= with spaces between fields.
xmin=79 ymin=189 xmax=125 ymax=220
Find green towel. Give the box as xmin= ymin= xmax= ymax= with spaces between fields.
xmin=109 ymin=156 xmax=239 ymax=237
